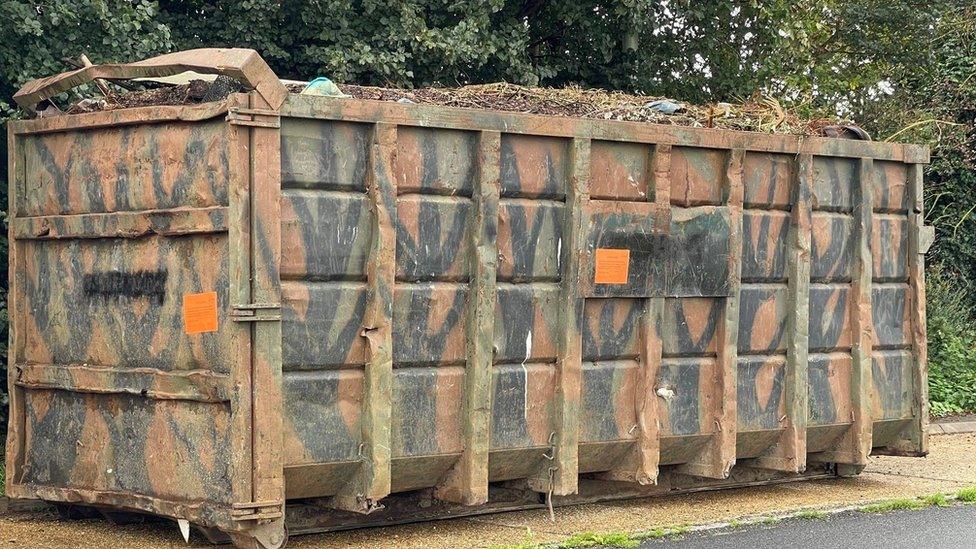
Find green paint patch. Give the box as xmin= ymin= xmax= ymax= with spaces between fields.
xmin=796 ymin=509 xmax=828 ymax=520
xmin=957 ymin=487 xmax=976 ymax=503
xmin=860 ymin=498 xmax=925 ymax=513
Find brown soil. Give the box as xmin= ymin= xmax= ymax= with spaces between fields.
xmin=62 ymin=78 xmax=848 ymax=137
xmin=3 ymin=433 xmax=974 ymax=548
xmin=935 ymin=412 xmax=976 ymax=423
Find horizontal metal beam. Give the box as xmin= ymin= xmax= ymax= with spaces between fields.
xmin=12 ymin=207 xmax=228 ymax=240
xmin=9 ymin=101 xmax=231 ymax=135
xmin=282 ymin=95 xmax=928 ymax=164
xmin=15 ymin=363 xmax=231 ymax=402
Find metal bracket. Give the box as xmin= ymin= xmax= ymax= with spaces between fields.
xmin=226 ymin=107 xmax=280 ymax=128
xmin=230 ymin=500 xmax=284 ymax=522
xmin=230 ymin=303 xmax=282 ymax=322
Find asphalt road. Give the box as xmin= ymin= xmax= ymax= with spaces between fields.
xmin=645 ymin=505 xmax=976 ymax=549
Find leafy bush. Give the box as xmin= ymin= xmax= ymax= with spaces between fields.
xmin=926 ymin=267 xmax=976 ymax=416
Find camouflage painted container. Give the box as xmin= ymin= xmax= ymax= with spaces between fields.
xmin=6 ymin=50 xmax=932 ymax=548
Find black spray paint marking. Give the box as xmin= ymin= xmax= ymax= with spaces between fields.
xmin=83 ymin=270 xmax=168 ymax=305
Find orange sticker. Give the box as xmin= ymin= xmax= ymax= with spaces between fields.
xmin=183 ymin=291 xmax=218 ymax=334
xmin=594 ymin=248 xmax=630 ymax=284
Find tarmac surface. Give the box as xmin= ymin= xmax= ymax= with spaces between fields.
xmin=2 ymin=432 xmax=975 ymax=548
xmin=644 ymin=505 xmax=976 ymax=548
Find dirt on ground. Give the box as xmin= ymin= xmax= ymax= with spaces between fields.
xmin=3 ymin=432 xmax=974 ymax=549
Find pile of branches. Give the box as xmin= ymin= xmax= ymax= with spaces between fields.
xmin=340 ymin=82 xmax=842 ymax=136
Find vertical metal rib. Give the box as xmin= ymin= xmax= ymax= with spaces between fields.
xmin=336 ymin=122 xmax=397 ymax=512
xmin=227 ymin=93 xmax=254 ymax=501
xmin=248 ymin=91 xmax=284 ymax=507
xmin=436 ymin=130 xmax=500 ymax=504
xmin=532 ymin=137 xmax=589 ymax=496
xmin=755 ymin=153 xmax=812 ymax=472
xmin=820 ymin=156 xmax=875 ymax=468
xmin=635 ymin=143 xmax=671 ymax=483
xmin=677 ymin=148 xmax=743 ymax=480
xmin=895 ymin=163 xmax=929 ymax=455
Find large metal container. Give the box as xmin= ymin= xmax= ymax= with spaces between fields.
xmin=5 ymin=49 xmax=933 ymax=548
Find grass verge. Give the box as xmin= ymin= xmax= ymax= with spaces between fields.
xmin=957 ymin=487 xmax=976 ymax=503
xmin=860 ymin=498 xmax=926 ymax=513
xmin=795 ymin=509 xmax=828 ymax=520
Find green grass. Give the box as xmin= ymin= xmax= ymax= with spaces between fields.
xmin=0 ymin=460 xmax=5 ymax=497
xmin=761 ymin=516 xmax=782 ymax=526
xmin=957 ymin=487 xmax=976 ymax=503
xmin=795 ymin=509 xmax=828 ymax=520
xmin=728 ymin=519 xmax=743 ymax=529
xmin=860 ymin=498 xmax=925 ymax=513
xmin=924 ymin=493 xmax=951 ymax=507
xmin=560 ymin=532 xmax=638 ymax=549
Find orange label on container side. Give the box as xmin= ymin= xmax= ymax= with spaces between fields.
xmin=594 ymin=248 xmax=630 ymax=284
xmin=183 ymin=291 xmax=218 ymax=334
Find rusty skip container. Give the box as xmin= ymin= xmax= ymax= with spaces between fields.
xmin=5 ymin=49 xmax=933 ymax=548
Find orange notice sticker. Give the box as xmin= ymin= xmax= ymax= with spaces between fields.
xmin=183 ymin=291 xmax=218 ymax=334
xmin=594 ymin=248 xmax=630 ymax=284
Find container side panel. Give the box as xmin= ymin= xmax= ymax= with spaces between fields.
xmin=391 ymin=366 xmax=464 ymax=456
xmin=19 ymin=235 xmax=232 ymax=372
xmin=499 ymin=134 xmax=569 ymax=199
xmin=872 ymin=284 xmax=911 ymax=349
xmin=661 ymin=298 xmax=721 ymax=357
xmin=579 ymin=360 xmax=639 ymax=442
xmin=20 ymin=121 xmax=229 ymax=216
xmin=493 ymin=283 xmax=560 ymax=364
xmin=871 ymin=215 xmax=909 ymax=281
xmin=496 ymin=199 xmax=562 ymax=282
xmin=280 ymin=190 xmax=371 ymax=281
xmin=392 ymin=283 xmax=468 ymax=366
xmin=743 ymin=153 xmax=792 ymax=209
xmin=282 ymin=369 xmax=362 ymax=465
xmin=281 ymin=282 xmax=367 ymax=370
xmin=656 ymin=358 xmax=717 ymax=436
xmin=872 ymin=161 xmax=910 ymax=213
xmin=811 ymin=157 xmax=854 ymax=212
xmin=589 ymin=140 xmax=650 ymax=201
xmin=395 ymin=126 xmax=476 ymax=196
xmin=811 ymin=213 xmax=853 ymax=281
xmin=871 ymin=350 xmax=914 ymax=420
xmin=741 ymin=210 xmax=789 ymax=281
xmin=669 ymin=147 xmax=725 ymax=207
xmin=280 ymin=119 xmax=369 ymax=191
xmin=582 ymin=298 xmax=641 ymax=361
xmin=395 ymin=196 xmax=471 ymax=282
xmin=808 ymin=284 xmax=852 ymax=351
xmin=737 ymin=285 xmax=788 ymax=354
xmin=22 ymin=390 xmax=232 ymax=502
xmin=807 ymin=353 xmax=854 ymax=426
xmin=489 ymin=362 xmax=556 ymax=449
xmin=736 ymin=356 xmax=787 ymax=431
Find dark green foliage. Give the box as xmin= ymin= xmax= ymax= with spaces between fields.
xmin=926 ymin=268 xmax=976 ymax=416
